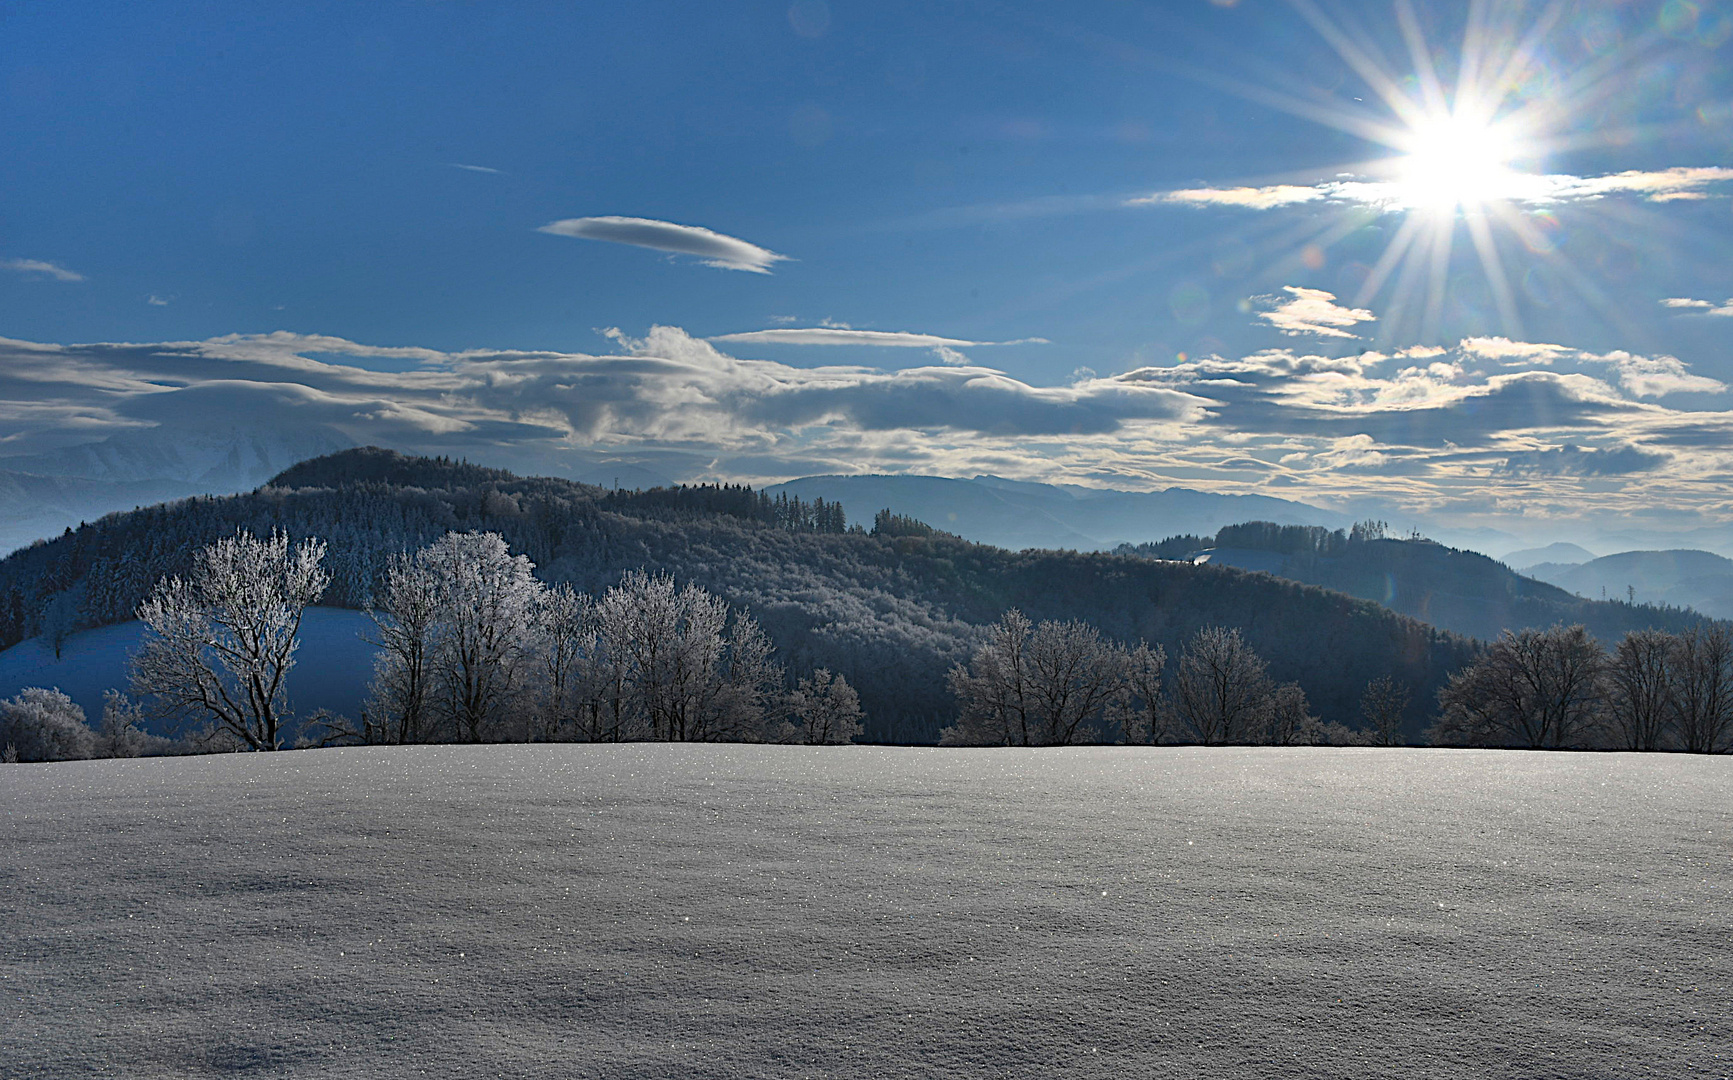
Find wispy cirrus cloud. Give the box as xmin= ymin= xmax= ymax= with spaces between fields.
xmin=449 ymin=163 xmax=503 ymax=174
xmin=1133 ymin=166 xmax=1733 ymax=213
xmin=1254 ymin=287 xmax=1376 ymax=339
xmin=711 ymin=328 xmax=980 ymax=348
xmin=1 ymin=258 xmax=84 ymax=282
xmin=538 ymin=216 xmax=788 ymax=273
xmin=708 ymin=327 xmax=1050 ymax=349
xmin=1130 ymin=185 xmax=1328 ymax=210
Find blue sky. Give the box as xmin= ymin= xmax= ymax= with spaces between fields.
xmin=2 ymin=0 xmax=1731 ymax=542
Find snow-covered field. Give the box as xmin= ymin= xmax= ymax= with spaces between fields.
xmin=3 ymin=745 xmax=1727 ymax=1078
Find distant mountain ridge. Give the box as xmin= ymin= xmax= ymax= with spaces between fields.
xmin=766 ymin=473 xmax=1353 ymax=551
xmin=1527 ymin=550 xmax=1733 ymax=620
xmin=1503 ymin=541 xmax=1597 ymax=570
xmin=0 ymin=426 xmax=356 ymax=555
xmin=1120 ymin=522 xmax=1720 ymax=644
xmin=0 ymin=470 xmax=206 ymax=556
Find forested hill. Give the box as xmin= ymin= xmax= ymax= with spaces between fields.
xmin=0 ymin=448 xmax=1477 ymax=742
xmin=1116 ymin=521 xmax=1715 ymax=643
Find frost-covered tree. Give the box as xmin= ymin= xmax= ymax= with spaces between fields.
xmin=944 ymin=610 xmax=1127 ymax=746
xmin=1433 ymin=625 xmax=1606 ymax=748
xmin=1264 ymin=682 xmax=1320 ymax=746
xmin=97 ymin=689 xmax=149 ymax=758
xmin=131 ymin=530 xmax=329 ymax=750
xmin=589 ymin=570 xmax=783 ymax=741
xmin=1360 ymin=676 xmax=1411 ymax=747
xmin=418 ymin=532 xmax=543 ymax=743
xmin=364 ymin=550 xmax=444 ymax=744
xmin=1121 ymin=641 xmax=1167 ymax=745
xmin=0 ymin=687 xmax=95 ymax=762
xmin=1668 ymin=625 xmax=1733 ymax=754
xmin=788 ymin=667 xmax=864 ymax=744
xmin=1168 ymin=626 xmax=1273 ymax=745
xmin=531 ymin=582 xmax=593 ymax=740
xmin=1607 ymin=629 xmax=1674 ymax=751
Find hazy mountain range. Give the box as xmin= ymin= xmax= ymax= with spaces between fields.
xmin=1521 ymin=550 xmax=1733 ymax=620
xmin=0 ymin=427 xmax=355 ymax=554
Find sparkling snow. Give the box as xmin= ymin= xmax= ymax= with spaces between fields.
xmin=2 ymin=745 xmax=1727 ymax=1078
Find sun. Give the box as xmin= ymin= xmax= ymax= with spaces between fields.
xmin=1391 ymin=111 xmax=1533 ymax=213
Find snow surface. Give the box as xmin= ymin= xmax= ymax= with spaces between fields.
xmin=2 ymin=745 xmax=1728 ymax=1078
xmin=0 ymin=607 xmax=378 ymax=731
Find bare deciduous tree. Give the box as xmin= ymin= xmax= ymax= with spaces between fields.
xmin=1607 ymin=629 xmax=1674 ymax=751
xmin=1265 ymin=681 xmax=1320 ymax=746
xmin=943 ymin=610 xmax=1033 ymax=747
xmin=944 ymin=610 xmax=1128 ymax=746
xmin=1168 ymin=626 xmax=1273 ymax=745
xmin=1360 ymin=676 xmax=1411 ymax=747
xmin=132 ymin=530 xmax=329 ymax=750
xmin=1122 ymin=641 xmax=1167 ymax=745
xmin=1433 ymin=625 xmax=1606 ymax=748
xmin=1669 ymin=625 xmax=1733 ymax=754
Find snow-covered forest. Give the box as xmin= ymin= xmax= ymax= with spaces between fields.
xmin=0 ymin=448 xmax=1480 ymax=745
xmin=3 ymin=450 xmax=1729 ymax=761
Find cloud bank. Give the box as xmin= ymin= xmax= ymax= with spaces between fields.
xmin=538 ymin=216 xmax=788 ymax=273
xmin=0 ymin=312 xmax=1727 ymax=533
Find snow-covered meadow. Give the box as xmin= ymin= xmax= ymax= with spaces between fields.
xmin=3 ymin=745 xmax=1727 ymax=1078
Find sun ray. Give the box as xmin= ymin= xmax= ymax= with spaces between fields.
xmin=1353 ymin=212 xmax=1427 ymax=310
xmin=1421 ymin=212 xmax=1456 ymax=342
xmin=1463 ymin=209 xmax=1521 ymax=337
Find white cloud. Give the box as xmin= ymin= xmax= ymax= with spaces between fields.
xmin=1457 ymin=337 xmax=1573 ymax=363
xmin=710 ymin=328 xmax=979 ymax=348
xmin=1584 ymin=351 xmax=1727 ymax=398
xmin=449 ymin=163 xmax=503 ymax=174
xmin=1132 ymin=166 xmax=1733 ymax=215
xmin=1254 ymin=287 xmax=1376 ymax=339
xmin=1661 ymin=296 xmax=1733 ymax=316
xmin=1553 ymin=167 xmax=1733 ymax=201
xmin=931 ymin=346 xmax=970 ymax=366
xmin=146 ymin=294 xmax=172 ymax=307
xmin=1132 ymin=185 xmax=1327 ymax=210
xmin=538 ymin=216 xmax=788 ymax=273
xmin=2 ymin=258 xmax=83 ymax=282
xmin=4 ymin=319 xmax=1730 ymax=532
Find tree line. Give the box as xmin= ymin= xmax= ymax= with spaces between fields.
xmin=0 ymin=448 xmax=1488 ymax=742
xmin=5 ymin=531 xmax=1728 ymax=760
xmin=1433 ymin=623 xmax=1733 ymax=752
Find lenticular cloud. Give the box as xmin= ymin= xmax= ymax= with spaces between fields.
xmin=538 ymin=216 xmax=788 ymax=273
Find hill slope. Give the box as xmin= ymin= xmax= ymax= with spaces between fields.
xmin=0 ymin=448 xmax=1475 ymax=741
xmin=1121 ymin=526 xmax=1716 ymax=643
